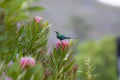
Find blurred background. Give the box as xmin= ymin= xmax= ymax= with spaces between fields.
xmin=0 ymin=0 xmax=119 ymax=80
xmin=31 ymin=0 xmax=119 ymax=80
xmin=32 ymin=0 xmax=120 ymax=41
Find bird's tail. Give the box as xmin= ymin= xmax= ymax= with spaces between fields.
xmin=65 ymin=37 xmax=71 ymax=39
xmin=65 ymin=37 xmax=79 ymax=40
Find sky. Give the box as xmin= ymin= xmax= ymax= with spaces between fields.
xmin=97 ymin=0 xmax=120 ymax=7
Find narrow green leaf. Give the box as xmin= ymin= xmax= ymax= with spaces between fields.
xmin=24 ymin=6 xmax=45 ymax=12
xmin=63 ymin=59 xmax=76 ymax=72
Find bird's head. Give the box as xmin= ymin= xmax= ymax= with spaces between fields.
xmin=55 ymin=31 xmax=59 ymax=35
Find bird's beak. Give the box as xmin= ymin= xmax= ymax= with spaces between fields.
xmin=54 ymin=31 xmax=57 ymax=33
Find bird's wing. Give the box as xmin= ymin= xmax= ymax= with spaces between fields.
xmin=60 ymin=35 xmax=65 ymax=38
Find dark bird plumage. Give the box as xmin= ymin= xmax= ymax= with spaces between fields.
xmin=55 ymin=31 xmax=71 ymax=40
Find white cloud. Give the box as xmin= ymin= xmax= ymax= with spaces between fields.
xmin=97 ymin=0 xmax=120 ymax=7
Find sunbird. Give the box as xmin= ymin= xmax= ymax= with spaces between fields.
xmin=55 ymin=31 xmax=71 ymax=40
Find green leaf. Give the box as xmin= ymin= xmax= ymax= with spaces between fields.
xmin=63 ymin=59 xmax=75 ymax=72
xmin=24 ymin=6 xmax=45 ymax=12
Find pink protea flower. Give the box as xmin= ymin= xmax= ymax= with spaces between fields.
xmin=34 ymin=16 xmax=43 ymax=23
xmin=56 ymin=40 xmax=69 ymax=49
xmin=20 ymin=57 xmax=36 ymax=69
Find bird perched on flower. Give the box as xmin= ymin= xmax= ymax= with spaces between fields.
xmin=55 ymin=31 xmax=71 ymax=41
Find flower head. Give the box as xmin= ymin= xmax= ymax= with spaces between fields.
xmin=7 ymin=61 xmax=14 ymax=68
xmin=20 ymin=57 xmax=36 ymax=69
xmin=73 ymin=64 xmax=78 ymax=72
xmin=34 ymin=16 xmax=43 ymax=23
xmin=5 ymin=77 xmax=13 ymax=80
xmin=56 ymin=40 xmax=69 ymax=49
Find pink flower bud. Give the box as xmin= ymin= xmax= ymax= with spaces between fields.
xmin=20 ymin=57 xmax=36 ymax=69
xmin=73 ymin=64 xmax=78 ymax=72
xmin=1 ymin=72 xmax=13 ymax=80
xmin=7 ymin=61 xmax=14 ymax=68
xmin=34 ymin=16 xmax=43 ymax=23
xmin=5 ymin=77 xmax=13 ymax=80
xmin=56 ymin=40 xmax=69 ymax=49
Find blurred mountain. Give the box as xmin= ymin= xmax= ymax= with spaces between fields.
xmin=32 ymin=0 xmax=120 ymax=40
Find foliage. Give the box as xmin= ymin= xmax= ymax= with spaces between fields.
xmin=0 ymin=16 xmax=78 ymax=79
xmin=0 ymin=60 xmax=44 ymax=80
xmin=0 ymin=0 xmax=101 ymax=80
xmin=0 ymin=1 xmax=78 ymax=78
xmin=78 ymin=58 xmax=99 ymax=80
xmin=76 ymin=37 xmax=117 ymax=80
xmin=0 ymin=0 xmax=44 ymax=25
xmin=0 ymin=0 xmax=45 ymax=62
xmin=46 ymin=40 xmax=78 ymax=80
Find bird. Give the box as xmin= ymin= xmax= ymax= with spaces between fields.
xmin=55 ymin=31 xmax=71 ymax=41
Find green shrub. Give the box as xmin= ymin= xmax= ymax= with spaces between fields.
xmin=0 ymin=0 xmax=78 ymax=79
xmin=76 ymin=37 xmax=117 ymax=80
